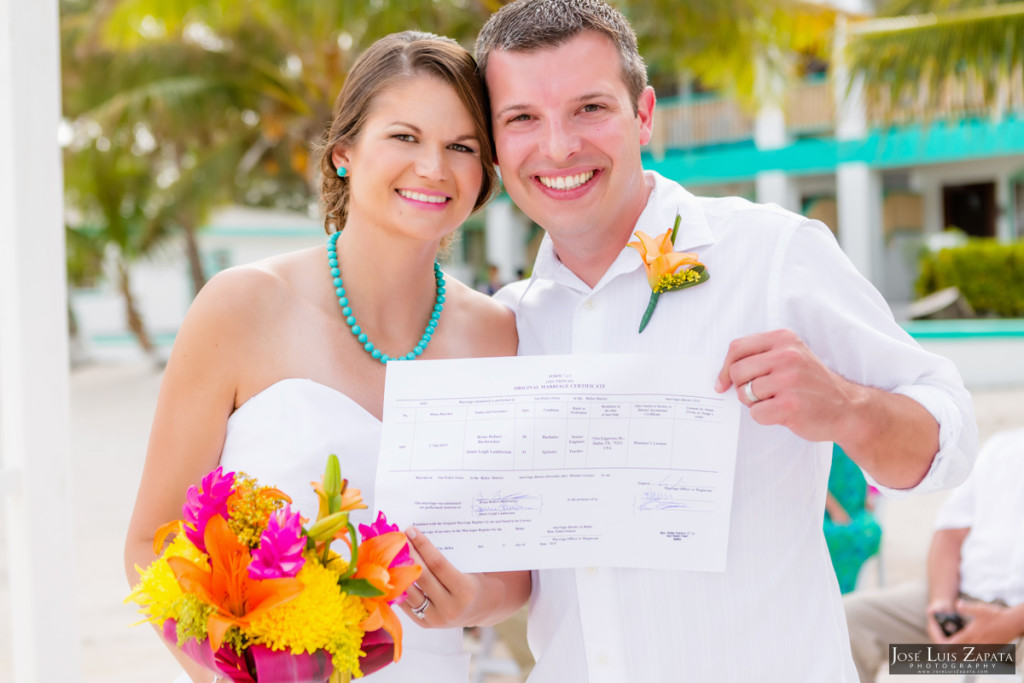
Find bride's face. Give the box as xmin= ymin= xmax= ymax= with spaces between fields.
xmin=333 ymin=74 xmax=485 ymax=245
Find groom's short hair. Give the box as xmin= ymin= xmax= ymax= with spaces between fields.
xmin=475 ymin=0 xmax=648 ymax=113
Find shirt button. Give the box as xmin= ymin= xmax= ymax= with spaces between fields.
xmin=586 ymin=566 xmax=598 ymax=575
xmin=597 ymin=655 xmax=609 ymax=666
xmin=583 ymin=299 xmax=595 ymax=310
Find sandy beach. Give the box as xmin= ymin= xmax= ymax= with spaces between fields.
xmin=1 ymin=359 xmax=1022 ymax=682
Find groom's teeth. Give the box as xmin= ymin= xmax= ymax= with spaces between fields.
xmin=538 ymin=171 xmax=595 ymax=191
xmin=398 ymin=190 xmax=447 ymax=204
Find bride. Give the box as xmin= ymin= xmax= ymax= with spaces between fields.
xmin=124 ymin=31 xmax=530 ymax=682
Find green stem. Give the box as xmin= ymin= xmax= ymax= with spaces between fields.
xmin=340 ymin=521 xmax=359 ymax=579
xmin=638 ymin=291 xmax=660 ymax=333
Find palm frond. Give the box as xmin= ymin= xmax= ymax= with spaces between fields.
xmin=84 ymin=74 xmax=242 ymax=126
xmin=626 ymin=0 xmax=835 ymax=108
xmin=847 ymin=2 xmax=1024 ymax=121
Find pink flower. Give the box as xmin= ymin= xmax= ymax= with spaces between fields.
xmin=183 ymin=467 xmax=235 ymax=553
xmin=359 ymin=512 xmax=412 ymax=568
xmin=248 ymin=506 xmax=306 ymax=580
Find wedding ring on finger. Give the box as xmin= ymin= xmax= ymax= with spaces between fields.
xmin=411 ymin=595 xmax=431 ymax=619
xmin=743 ymin=380 xmax=761 ymax=404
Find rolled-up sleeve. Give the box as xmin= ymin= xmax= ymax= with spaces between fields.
xmin=772 ymin=218 xmax=978 ymax=498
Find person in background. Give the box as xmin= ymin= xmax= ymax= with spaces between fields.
xmin=478 ymin=263 xmax=504 ymax=295
xmin=825 ymin=444 xmax=883 ymax=594
xmin=845 ymin=427 xmax=1024 ymax=683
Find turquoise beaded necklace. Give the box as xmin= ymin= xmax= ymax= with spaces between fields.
xmin=327 ymin=231 xmax=445 ymax=364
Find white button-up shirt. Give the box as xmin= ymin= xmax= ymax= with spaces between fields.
xmin=495 ymin=172 xmax=977 ymax=683
xmin=934 ymin=427 xmax=1024 ymax=607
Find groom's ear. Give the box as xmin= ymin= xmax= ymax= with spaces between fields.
xmin=637 ymin=86 xmax=656 ymax=146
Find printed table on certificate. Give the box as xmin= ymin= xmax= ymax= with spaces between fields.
xmin=375 ymin=354 xmax=741 ymax=573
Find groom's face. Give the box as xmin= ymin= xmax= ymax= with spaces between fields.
xmin=485 ymin=31 xmax=654 ymax=246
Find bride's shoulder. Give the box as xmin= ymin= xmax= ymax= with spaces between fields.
xmin=187 ymin=247 xmax=321 ymax=329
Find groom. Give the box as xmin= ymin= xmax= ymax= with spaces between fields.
xmin=479 ymin=0 xmax=978 ymax=680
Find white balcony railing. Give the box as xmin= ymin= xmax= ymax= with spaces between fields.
xmin=650 ymin=70 xmax=1024 ymax=153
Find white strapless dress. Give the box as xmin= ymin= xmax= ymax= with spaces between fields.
xmin=172 ymin=378 xmax=469 ymax=683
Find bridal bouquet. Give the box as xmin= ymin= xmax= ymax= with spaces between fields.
xmin=127 ymin=455 xmax=420 ymax=682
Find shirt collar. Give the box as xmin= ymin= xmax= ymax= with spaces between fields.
xmin=530 ymin=171 xmax=717 ymax=293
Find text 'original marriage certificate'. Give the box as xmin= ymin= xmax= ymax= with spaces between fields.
xmin=375 ymin=354 xmax=741 ymax=573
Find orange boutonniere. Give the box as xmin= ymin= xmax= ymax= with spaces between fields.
xmin=627 ymin=213 xmax=709 ymax=333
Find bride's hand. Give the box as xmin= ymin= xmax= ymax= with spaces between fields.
xmin=399 ymin=527 xmax=530 ymax=628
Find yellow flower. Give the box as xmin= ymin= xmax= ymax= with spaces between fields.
xmin=247 ymin=553 xmax=368 ymax=677
xmin=126 ymin=524 xmax=208 ymax=627
xmin=227 ymin=473 xmax=291 ymax=547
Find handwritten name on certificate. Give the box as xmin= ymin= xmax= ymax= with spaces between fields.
xmin=375 ymin=354 xmax=741 ymax=573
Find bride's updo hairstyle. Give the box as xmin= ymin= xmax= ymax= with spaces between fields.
xmin=319 ymin=31 xmax=497 ymax=233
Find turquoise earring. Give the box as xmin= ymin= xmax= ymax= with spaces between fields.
xmin=336 ymin=166 xmax=348 ymax=178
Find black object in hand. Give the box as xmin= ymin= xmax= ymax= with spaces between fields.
xmin=934 ymin=612 xmax=964 ymax=636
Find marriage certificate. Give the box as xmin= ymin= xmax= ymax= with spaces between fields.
xmin=375 ymin=354 xmax=741 ymax=573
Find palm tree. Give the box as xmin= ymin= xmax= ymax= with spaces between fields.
xmin=63 ymin=130 xmax=176 ymax=360
xmin=85 ymin=0 xmax=501 ymax=195
xmin=844 ymin=0 xmax=1024 ymax=121
xmin=64 ymin=0 xmax=268 ymax=291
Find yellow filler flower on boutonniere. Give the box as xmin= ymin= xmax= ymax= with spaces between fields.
xmin=627 ymin=213 xmax=709 ymax=333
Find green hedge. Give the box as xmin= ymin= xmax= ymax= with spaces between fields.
xmin=916 ymin=239 xmax=1024 ymax=318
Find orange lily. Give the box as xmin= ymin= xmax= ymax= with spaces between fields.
xmin=309 ymin=456 xmax=368 ymax=561
xmin=312 ymin=454 xmax=367 ymax=521
xmin=166 ymin=514 xmax=304 ymax=650
xmin=152 ymin=519 xmax=183 ymax=555
xmin=230 ymin=485 xmax=292 ymax=510
xmin=311 ymin=480 xmax=367 ymax=519
xmin=352 ymin=531 xmax=422 ymax=661
xmin=627 ymin=228 xmax=703 ymax=292
xmin=626 ymin=214 xmax=709 ymax=333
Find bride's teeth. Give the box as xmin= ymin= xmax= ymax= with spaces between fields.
xmin=399 ymin=190 xmax=446 ymax=204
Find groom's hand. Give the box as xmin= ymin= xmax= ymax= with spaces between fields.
xmin=714 ymin=328 xmax=861 ymax=444
xmin=715 ymin=328 xmax=939 ymax=489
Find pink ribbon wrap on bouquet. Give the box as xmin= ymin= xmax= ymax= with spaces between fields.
xmin=357 ymin=627 xmax=396 ymax=677
xmin=162 ymin=619 xmax=334 ymax=682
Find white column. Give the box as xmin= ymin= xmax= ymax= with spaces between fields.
xmin=756 ymin=170 xmax=799 ymax=212
xmin=833 ymin=16 xmax=884 ymax=284
xmin=485 ymin=195 xmax=528 ymax=284
xmin=837 ymin=162 xmax=884 ymax=283
xmin=834 ymin=17 xmax=868 ymax=143
xmin=919 ymin=176 xmax=943 ymax=236
xmin=754 ymin=101 xmax=798 ymax=211
xmin=995 ymin=171 xmax=1013 ymax=241
xmin=0 ymin=2 xmax=81 ymax=682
